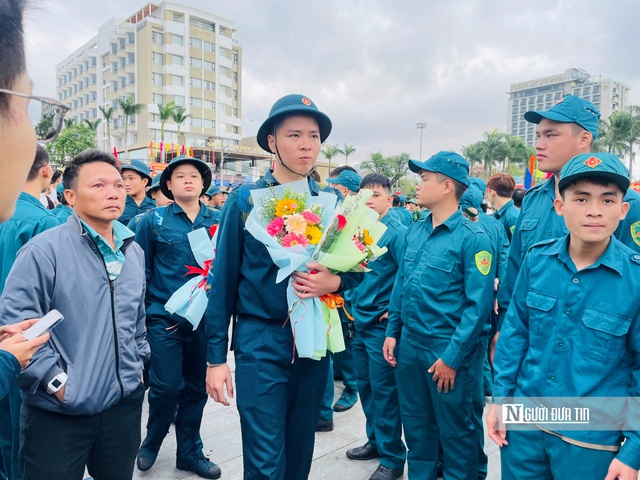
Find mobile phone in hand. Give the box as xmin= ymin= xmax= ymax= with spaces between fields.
xmin=22 ymin=310 xmax=64 ymax=341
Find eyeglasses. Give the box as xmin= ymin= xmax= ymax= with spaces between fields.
xmin=0 ymin=88 xmax=71 ymax=143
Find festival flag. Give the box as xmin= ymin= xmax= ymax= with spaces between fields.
xmin=524 ymin=154 xmax=536 ymax=189
xmin=181 ymin=144 xmax=186 ymax=155
xmin=149 ymin=141 xmax=154 ymax=158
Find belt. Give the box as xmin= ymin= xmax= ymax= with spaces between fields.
xmin=536 ymin=425 xmax=621 ymax=452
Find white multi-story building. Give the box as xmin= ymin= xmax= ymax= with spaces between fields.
xmin=507 ymin=68 xmax=630 ymax=147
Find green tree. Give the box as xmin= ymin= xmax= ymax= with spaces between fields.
xmin=63 ymin=118 xmax=76 ymax=129
xmin=99 ymin=105 xmax=116 ymax=146
xmin=322 ymin=144 xmax=340 ymax=173
xmin=46 ymin=123 xmax=97 ymax=165
xmin=360 ymin=152 xmax=411 ymax=189
xmin=505 ymin=135 xmax=532 ymax=171
xmin=83 ymin=119 xmax=102 ymax=145
xmin=117 ymin=96 xmax=146 ymax=159
xmin=172 ymin=105 xmax=190 ymax=144
xmin=479 ymin=129 xmax=509 ymax=176
xmin=157 ymin=102 xmax=176 ymax=160
xmin=337 ymin=143 xmax=356 ymax=165
xmin=462 ymin=142 xmax=484 ymax=167
xmin=398 ymin=177 xmax=417 ymax=197
xmin=607 ymin=108 xmax=640 ymax=179
xmin=35 ymin=115 xmax=54 ymax=140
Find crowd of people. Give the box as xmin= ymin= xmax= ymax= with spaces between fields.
xmin=1 ymin=2 xmax=640 ymax=480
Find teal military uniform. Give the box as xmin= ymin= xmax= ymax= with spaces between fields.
xmin=390 ymin=206 xmax=412 ymax=226
xmin=134 ymin=156 xmax=219 ymax=471
xmin=387 ymin=209 xmax=496 ymax=479
xmin=494 ymin=235 xmax=640 ymax=478
xmin=350 ymin=211 xmax=407 ymax=471
xmin=52 ymin=203 xmax=73 ymax=224
xmin=120 ymin=195 xmax=155 ymax=226
xmin=492 ymin=199 xmax=519 ymax=242
xmin=0 ymin=192 xmax=59 ymax=480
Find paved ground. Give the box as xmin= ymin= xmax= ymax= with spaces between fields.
xmin=132 ymin=354 xmax=501 ymax=480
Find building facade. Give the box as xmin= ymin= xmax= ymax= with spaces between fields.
xmin=55 ymin=2 xmax=271 ymax=182
xmin=507 ymin=68 xmax=630 ymax=147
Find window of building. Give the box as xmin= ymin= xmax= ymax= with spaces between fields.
xmin=127 ymin=32 xmax=135 ymax=44
xmin=190 ymin=57 xmax=202 ymax=68
xmin=203 ymin=41 xmax=215 ymax=52
xmin=173 ymin=75 xmax=184 ymax=86
xmin=220 ymin=47 xmax=228 ymax=57
xmin=204 ymin=61 xmax=215 ymax=72
xmin=119 ymin=77 xmax=126 ymax=88
xmin=151 ymin=113 xmax=160 ymax=122
xmin=190 ymin=38 xmax=202 ymax=49
xmin=173 ymin=34 xmax=184 ymax=46
xmin=152 ymin=31 xmax=164 ymax=45
xmin=190 ymin=77 xmax=202 ymax=88
xmin=126 ymin=52 xmax=135 ymax=64
xmin=189 ymin=19 xmax=215 ymax=31
xmin=204 ymin=81 xmax=215 ymax=91
xmin=204 ymin=119 xmax=214 ymax=129
xmin=110 ymin=81 xmax=118 ymax=92
xmin=173 ymin=12 xmax=184 ymax=22
xmin=110 ymin=43 xmax=117 ymax=54
xmin=233 ymin=108 xmax=238 ymax=118
xmin=152 ymin=52 xmax=163 ymax=65
xmin=233 ymin=89 xmax=238 ymax=100
xmin=152 ymin=93 xmax=164 ymax=104
xmin=204 ymin=100 xmax=215 ymax=110
xmin=111 ymin=62 xmax=118 ymax=73
xmin=126 ymin=73 xmax=135 ymax=85
xmin=119 ymin=37 xmax=125 ymax=49
xmin=190 ymin=117 xmax=202 ymax=127
xmin=232 ymin=71 xmax=238 ymax=83
xmin=173 ymin=55 xmax=184 ymax=66
xmin=152 ymin=73 xmax=164 ymax=86
xmin=232 ymin=126 xmax=239 ymax=134
xmin=174 ymin=95 xmax=185 ymax=107
xmin=190 ymin=97 xmax=202 ymax=107
xmin=233 ymin=52 xmax=238 ymax=64
xmin=119 ymin=57 xmax=126 ymax=68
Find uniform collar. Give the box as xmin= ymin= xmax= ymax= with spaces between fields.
xmin=495 ymin=199 xmax=514 ymax=217
xmin=18 ymin=191 xmax=50 ymax=212
xmin=263 ymin=169 xmax=321 ymax=196
xmin=170 ymin=200 xmax=215 ymax=218
xmin=380 ymin=210 xmax=394 ymax=226
xmin=544 ymin=234 xmax=624 ymax=276
xmin=425 ymin=208 xmax=462 ymax=232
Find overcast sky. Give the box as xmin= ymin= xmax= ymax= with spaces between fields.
xmin=23 ymin=0 xmax=640 ymax=167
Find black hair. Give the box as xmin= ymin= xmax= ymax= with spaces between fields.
xmin=330 ymin=165 xmax=357 ymax=177
xmin=361 ymin=173 xmax=391 ymax=192
xmin=558 ymin=175 xmax=625 ymax=198
xmin=0 ymin=0 xmax=27 ymax=114
xmin=309 ymin=169 xmax=321 ymax=182
xmin=434 ymin=172 xmax=467 ymax=201
xmin=63 ymin=149 xmax=120 ymax=191
xmin=392 ymin=195 xmax=400 ymax=207
xmin=512 ymin=188 xmax=526 ymax=208
xmin=51 ymin=170 xmax=62 ymax=184
xmin=27 ymin=144 xmax=49 ymax=181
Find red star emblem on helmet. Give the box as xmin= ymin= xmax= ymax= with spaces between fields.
xmin=583 ymin=156 xmax=602 ymax=168
xmin=301 ymin=98 xmax=311 ymax=106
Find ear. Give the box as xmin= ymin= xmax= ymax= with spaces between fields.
xmin=267 ymin=134 xmax=277 ymax=154
xmin=620 ymin=201 xmax=630 ymax=220
xmin=65 ymin=189 xmax=76 ymax=207
xmin=553 ymin=197 xmax=564 ymax=216
xmin=579 ymin=130 xmax=593 ymax=150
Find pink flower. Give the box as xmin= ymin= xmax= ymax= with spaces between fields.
xmin=281 ymin=232 xmax=309 ymax=248
xmin=266 ymin=217 xmax=284 ymax=236
xmin=284 ymin=214 xmax=307 ymax=235
xmin=302 ymin=210 xmax=321 ymax=225
xmin=354 ymin=239 xmax=366 ymax=253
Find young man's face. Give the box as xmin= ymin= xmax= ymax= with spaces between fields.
xmin=0 ymin=73 xmax=37 ymax=221
xmin=554 ymin=180 xmax=629 ymax=245
xmin=212 ymin=192 xmax=224 ymax=207
xmin=67 ymin=161 xmax=126 ymax=226
xmin=535 ymin=119 xmax=592 ymax=175
xmin=268 ymin=115 xmax=321 ymax=177
xmin=364 ymin=184 xmax=392 ymax=217
xmin=123 ymin=170 xmax=147 ymax=197
xmin=219 ymin=193 xmax=228 ymax=206
xmin=167 ymin=164 xmax=204 ymax=202
xmin=416 ymin=170 xmax=446 ymax=208
xmin=151 ymin=188 xmax=173 ymax=207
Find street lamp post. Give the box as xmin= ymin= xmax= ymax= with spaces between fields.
xmin=416 ymin=122 xmax=427 ymax=161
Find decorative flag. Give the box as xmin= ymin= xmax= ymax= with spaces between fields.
xmin=181 ymin=144 xmax=186 ymax=155
xmin=113 ymin=147 xmax=120 ymax=169
xmin=149 ymin=141 xmax=154 ymax=158
xmin=524 ymin=154 xmax=535 ymax=189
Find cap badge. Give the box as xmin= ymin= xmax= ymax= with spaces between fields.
xmin=583 ymin=156 xmax=601 ymax=169
xmin=301 ymin=98 xmax=311 ymax=106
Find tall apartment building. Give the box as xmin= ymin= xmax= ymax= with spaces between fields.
xmin=55 ymin=2 xmax=244 ymax=161
xmin=507 ymin=68 xmax=630 ymax=147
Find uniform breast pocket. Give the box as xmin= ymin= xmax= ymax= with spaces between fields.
xmin=156 ymin=231 xmax=186 ymax=262
xmin=579 ymin=309 xmax=630 ymax=363
xmin=519 ymin=218 xmax=540 ymax=248
xmin=424 ymin=255 xmax=455 ymax=288
xmin=526 ymin=290 xmax=556 ymax=338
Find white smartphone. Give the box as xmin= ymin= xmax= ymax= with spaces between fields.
xmin=22 ymin=310 xmax=64 ymax=341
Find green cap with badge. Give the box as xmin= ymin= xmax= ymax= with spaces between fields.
xmin=408 ymin=151 xmax=470 ymax=187
xmin=326 ymin=170 xmax=361 ymax=193
xmin=524 ymin=95 xmax=601 ymax=139
xmin=558 ymin=152 xmax=630 ymax=193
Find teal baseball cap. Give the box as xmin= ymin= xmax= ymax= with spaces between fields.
xmin=459 ymin=185 xmax=484 ymax=211
xmin=146 ymin=175 xmax=161 ymax=198
xmin=205 ymin=185 xmax=221 ymax=196
xmin=558 ymin=152 xmax=630 ymax=193
xmin=409 ymin=151 xmax=470 ymax=187
xmin=469 ymin=177 xmax=487 ymax=193
xmin=326 ymin=169 xmax=361 ymax=193
xmin=256 ymin=94 xmax=332 ymax=153
xmin=160 ymin=156 xmax=212 ymax=200
xmin=524 ymin=95 xmax=601 ymax=138
xmin=121 ymin=159 xmax=152 ymax=182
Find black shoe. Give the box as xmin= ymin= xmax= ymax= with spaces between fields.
xmin=316 ymin=417 xmax=334 ymax=432
xmin=369 ymin=464 xmax=404 ymax=480
xmin=346 ymin=443 xmax=379 ymax=460
xmin=136 ymin=438 xmax=161 ymax=472
xmin=176 ymin=457 xmax=221 ymax=479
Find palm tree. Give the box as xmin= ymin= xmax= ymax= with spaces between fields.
xmin=505 ymin=135 xmax=531 ymax=171
xmin=479 ymin=129 xmax=509 ymax=177
xmin=83 ymin=119 xmax=102 ymax=145
xmin=322 ymin=145 xmax=340 ymax=175
xmin=337 ymin=144 xmax=356 ymax=165
xmin=99 ymin=105 xmax=116 ymax=147
xmin=157 ymin=102 xmax=176 ymax=160
xmin=172 ymin=106 xmax=190 ymax=145
xmin=63 ymin=118 xmax=76 ymax=129
xmin=117 ymin=96 xmax=146 ymax=159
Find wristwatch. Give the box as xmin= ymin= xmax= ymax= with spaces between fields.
xmin=46 ymin=372 xmax=68 ymax=394
xmin=206 ymin=362 xmax=225 ymax=368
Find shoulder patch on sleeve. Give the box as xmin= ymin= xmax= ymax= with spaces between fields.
xmin=630 ymin=220 xmax=640 ymax=247
xmin=475 ymin=250 xmax=492 ymax=275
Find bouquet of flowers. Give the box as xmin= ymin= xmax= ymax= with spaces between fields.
xmin=246 ymin=180 xmax=388 ymax=360
xmin=164 ymin=225 xmax=218 ymax=330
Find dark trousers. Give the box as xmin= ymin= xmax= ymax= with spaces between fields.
xmin=395 ymin=336 xmax=485 ymax=480
xmin=20 ymin=383 xmax=144 ymax=480
xmin=234 ymin=318 xmax=329 ymax=480
xmin=0 ymin=385 xmax=21 ymax=480
xmin=145 ymin=312 xmax=208 ymax=463
xmin=352 ymin=323 xmax=406 ymax=470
